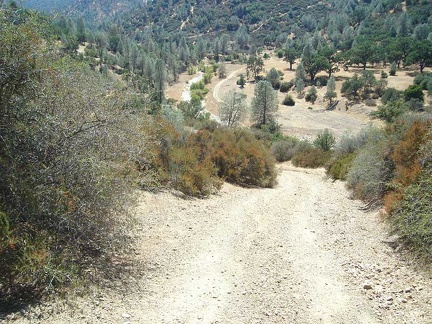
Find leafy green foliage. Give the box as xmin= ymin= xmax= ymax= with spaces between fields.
xmin=266 ymin=67 xmax=281 ymax=89
xmin=381 ymin=88 xmax=404 ymax=104
xmin=313 ymin=129 xmax=336 ymax=151
xmin=326 ymin=153 xmax=356 ymax=181
xmin=251 ymin=81 xmax=278 ymax=127
xmin=279 ymin=81 xmax=294 ymax=93
xmin=282 ymin=94 xmax=295 ymax=106
xmin=404 ymin=84 xmax=424 ymax=102
xmin=392 ymin=171 xmax=432 ymax=260
xmin=336 ymin=128 xmax=371 ymax=155
xmin=305 ymin=86 xmax=318 ymax=104
xmin=371 ymin=100 xmax=408 ymax=123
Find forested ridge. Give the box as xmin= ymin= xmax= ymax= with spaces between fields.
xmin=1 ymin=0 xmax=432 ymax=314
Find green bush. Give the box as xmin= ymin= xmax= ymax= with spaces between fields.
xmin=392 ymin=170 xmax=432 ymax=260
xmin=346 ymin=130 xmax=393 ymax=201
xmin=282 ymin=94 xmax=295 ymax=106
xmin=271 ymin=137 xmax=301 ymax=162
xmin=280 ymin=81 xmax=294 ymax=92
xmin=292 ymin=146 xmax=332 ymax=168
xmin=404 ymin=84 xmax=424 ymax=102
xmin=0 ymin=66 xmax=141 ymax=298
xmin=315 ymin=76 xmax=328 ymax=87
xmin=326 ymin=153 xmax=356 ymax=180
xmin=390 ymin=62 xmax=397 ymax=76
xmin=313 ymin=129 xmax=336 ymax=151
xmin=305 ymin=86 xmax=318 ymax=104
xmin=413 ymin=72 xmax=432 ymax=90
xmin=381 ymin=88 xmax=403 ymax=104
xmin=371 ymin=100 xmax=408 ymax=123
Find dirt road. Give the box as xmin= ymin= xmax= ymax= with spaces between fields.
xmin=15 ymin=163 xmax=432 ymax=323
xmin=213 ymin=67 xmax=245 ymax=103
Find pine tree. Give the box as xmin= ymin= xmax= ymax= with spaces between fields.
xmin=251 ymin=81 xmax=278 ymax=127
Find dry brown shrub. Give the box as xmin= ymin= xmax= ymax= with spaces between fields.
xmin=384 ymin=120 xmax=431 ymax=213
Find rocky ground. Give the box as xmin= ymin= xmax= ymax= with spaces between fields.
xmin=5 ymin=163 xmax=432 ymax=323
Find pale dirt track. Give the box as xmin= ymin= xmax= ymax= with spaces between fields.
xmin=213 ymin=67 xmax=245 ymax=103
xmin=13 ymin=164 xmax=432 ymax=323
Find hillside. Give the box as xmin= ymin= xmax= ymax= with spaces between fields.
xmin=1 ymin=0 xmax=432 ymax=320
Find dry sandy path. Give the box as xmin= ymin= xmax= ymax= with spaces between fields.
xmin=14 ymin=164 xmax=432 ymax=323
xmin=213 ymin=67 xmax=245 ymax=103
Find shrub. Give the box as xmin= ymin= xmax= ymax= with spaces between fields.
xmin=392 ymin=170 xmax=432 ymax=260
xmin=292 ymin=146 xmax=332 ymax=168
xmin=276 ymin=49 xmax=284 ymax=58
xmin=391 ymin=125 xmax=432 ymax=261
xmin=190 ymin=80 xmax=205 ymax=90
xmin=271 ymin=137 xmax=301 ymax=162
xmin=346 ymin=130 xmax=393 ymax=202
xmin=371 ymin=100 xmax=408 ymax=123
xmin=336 ymin=127 xmax=372 ymax=155
xmin=326 ymin=153 xmax=356 ymax=180
xmin=341 ymin=73 xmax=363 ymax=98
xmin=209 ymin=129 xmax=277 ymax=187
xmin=384 ymin=120 xmax=431 ymax=213
xmin=404 ymin=84 xmax=424 ymax=102
xmin=315 ymin=76 xmax=328 ymax=87
xmin=405 ymin=98 xmax=424 ymax=111
xmin=381 ymin=88 xmax=403 ymax=104
xmin=0 ymin=66 xmax=141 ymax=299
xmin=282 ymin=94 xmax=295 ymax=106
xmin=389 ymin=62 xmax=397 ymax=76
xmin=364 ymin=99 xmax=377 ymax=106
xmin=313 ymin=129 xmax=336 ymax=151
xmin=280 ymin=81 xmax=294 ymax=92
xmin=413 ymin=72 xmax=432 ymax=90
xmin=374 ymin=79 xmax=388 ymax=97
xmin=305 ymin=86 xmax=318 ymax=104
xmin=150 ymin=127 xmax=278 ymax=194
xmin=178 ymin=98 xmax=203 ymax=120
xmin=168 ymin=142 xmax=222 ymax=197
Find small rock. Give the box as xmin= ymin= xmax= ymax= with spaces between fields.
xmin=363 ymin=283 xmax=373 ymax=290
xmin=400 ymin=298 xmax=408 ymax=303
xmin=122 ymin=313 xmax=131 ymax=319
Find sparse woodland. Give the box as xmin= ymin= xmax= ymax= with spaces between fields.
xmin=1 ymin=0 xmax=432 ymax=310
